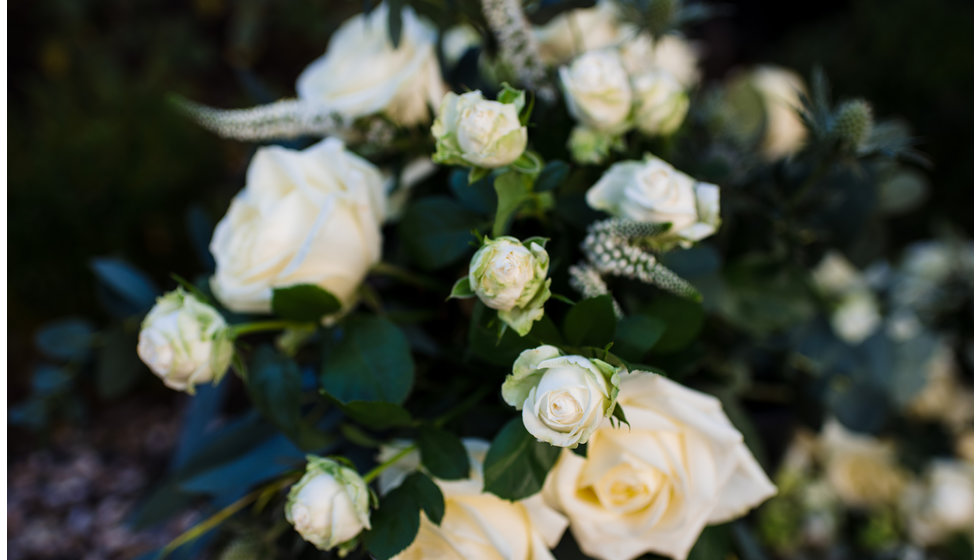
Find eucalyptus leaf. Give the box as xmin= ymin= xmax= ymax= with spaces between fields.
xmin=35 ymin=318 xmax=95 ymax=362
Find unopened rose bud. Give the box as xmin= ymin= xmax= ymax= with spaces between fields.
xmin=137 ymin=288 xmax=233 ymax=394
xmin=286 ymin=457 xmax=372 ymax=552
xmin=467 ymin=237 xmax=551 ymax=336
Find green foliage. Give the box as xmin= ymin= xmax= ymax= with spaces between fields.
xmin=418 ymin=425 xmax=470 ymax=480
xmin=35 ymin=318 xmax=95 ymax=362
xmin=399 ymin=197 xmax=486 ymax=270
xmin=270 ymin=284 xmax=341 ymax=322
xmin=247 ymin=346 xmax=332 ymax=450
xmin=363 ymin=483 xmax=420 ymax=560
xmin=563 ymin=295 xmax=617 ymax=347
xmin=321 ymin=316 xmax=415 ymax=405
xmin=482 ymin=418 xmax=561 ymax=501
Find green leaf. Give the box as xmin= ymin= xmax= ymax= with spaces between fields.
xmin=247 ymin=347 xmax=330 ymax=450
xmin=271 ymin=284 xmax=341 ymax=322
xmin=418 ymin=425 xmax=470 ymax=480
xmin=642 ymin=292 xmax=705 ymax=354
xmin=492 ymin=172 xmax=534 ymax=237
xmin=363 ymin=485 xmax=420 ymax=560
xmin=337 ymin=401 xmax=414 ymax=430
xmin=401 ymin=472 xmax=445 ymax=525
xmin=468 ymin=166 xmax=492 ymax=184
xmin=90 ymin=257 xmax=158 ymax=314
xmin=448 ymin=277 xmax=474 ymax=299
xmin=468 ymin=302 xmax=562 ymax=366
xmin=613 ymin=315 xmax=667 ymax=362
xmin=321 ymin=316 xmax=415 ymax=405
xmin=534 ymin=160 xmax=569 ymax=192
xmin=35 ymin=318 xmax=95 ymax=362
xmin=399 ymin=197 xmax=486 ymax=270
xmin=563 ymin=296 xmax=617 ymax=347
xmin=450 ymin=169 xmax=496 ymax=215
xmin=95 ymin=327 xmax=143 ymax=399
xmin=483 ymin=418 xmax=561 ymax=500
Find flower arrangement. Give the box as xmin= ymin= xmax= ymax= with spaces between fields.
xmin=16 ymin=1 xmax=971 ymax=559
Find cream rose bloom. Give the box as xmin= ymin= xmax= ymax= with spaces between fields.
xmin=137 ymin=288 xmax=233 ymax=394
xmin=631 ymin=69 xmax=689 ymax=136
xmin=543 ymin=371 xmax=776 ymax=560
xmin=901 ymin=459 xmax=974 ymax=546
xmin=432 ymin=89 xmax=528 ymax=168
xmin=296 ymin=3 xmax=445 ymax=126
xmin=379 ymin=440 xmax=568 ymax=560
xmin=210 ymin=137 xmax=385 ymax=315
xmin=586 ymin=155 xmax=720 ymax=246
xmin=285 ymin=457 xmax=372 ymax=551
xmin=559 ymin=49 xmax=633 ymax=132
xmin=502 ymin=346 xmax=622 ymax=448
xmin=535 ymin=0 xmax=625 ymax=65
xmin=725 ymin=66 xmax=808 ymax=160
xmin=817 ymin=420 xmax=908 ymax=508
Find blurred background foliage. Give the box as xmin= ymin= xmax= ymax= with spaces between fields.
xmin=8 ymin=0 xmax=971 ymax=434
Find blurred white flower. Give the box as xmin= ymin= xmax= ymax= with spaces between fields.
xmin=902 ymin=459 xmax=974 ymax=546
xmin=296 ymin=3 xmax=445 ymax=125
xmin=818 ymin=420 xmax=907 ymax=509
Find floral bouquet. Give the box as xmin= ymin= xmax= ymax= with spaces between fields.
xmin=20 ymin=1 xmax=970 ymax=559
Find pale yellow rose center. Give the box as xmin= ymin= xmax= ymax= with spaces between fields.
xmin=592 ymin=463 xmax=662 ymax=514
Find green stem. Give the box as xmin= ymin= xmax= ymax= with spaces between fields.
xmin=371 ymin=262 xmax=444 ymax=292
xmin=229 ymin=320 xmax=312 ymax=338
xmin=363 ymin=444 xmax=418 ymax=484
xmin=160 ymin=474 xmax=299 ymax=558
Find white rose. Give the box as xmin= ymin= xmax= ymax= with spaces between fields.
xmin=285 ymin=457 xmax=372 ymax=551
xmin=632 ymin=69 xmax=689 ymax=136
xmin=543 ymin=371 xmax=776 ymax=560
xmin=296 ymin=3 xmax=445 ymax=126
xmin=432 ymin=89 xmax=528 ymax=168
xmin=502 ymin=346 xmax=622 ymax=448
xmin=725 ymin=66 xmax=808 ymax=160
xmin=209 ymin=137 xmax=385 ymax=315
xmin=585 ymin=155 xmax=721 ymax=245
xmin=902 ymin=459 xmax=974 ymax=546
xmin=811 ymin=252 xmax=881 ymax=344
xmin=535 ymin=0 xmax=626 ymax=65
xmin=378 ymin=440 xmax=569 ymax=560
xmin=648 ymin=35 xmax=701 ymax=88
xmin=137 ymin=288 xmax=232 ymax=394
xmin=559 ymin=50 xmax=633 ymax=132
xmin=817 ymin=420 xmax=907 ymax=508
xmin=466 ymin=236 xmax=551 ymax=336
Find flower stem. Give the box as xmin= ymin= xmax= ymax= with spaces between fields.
xmin=229 ymin=320 xmax=312 ymax=338
xmin=371 ymin=262 xmax=444 ymax=292
xmin=160 ymin=473 xmax=300 ymax=558
xmin=362 ymin=444 xmax=418 ymax=484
